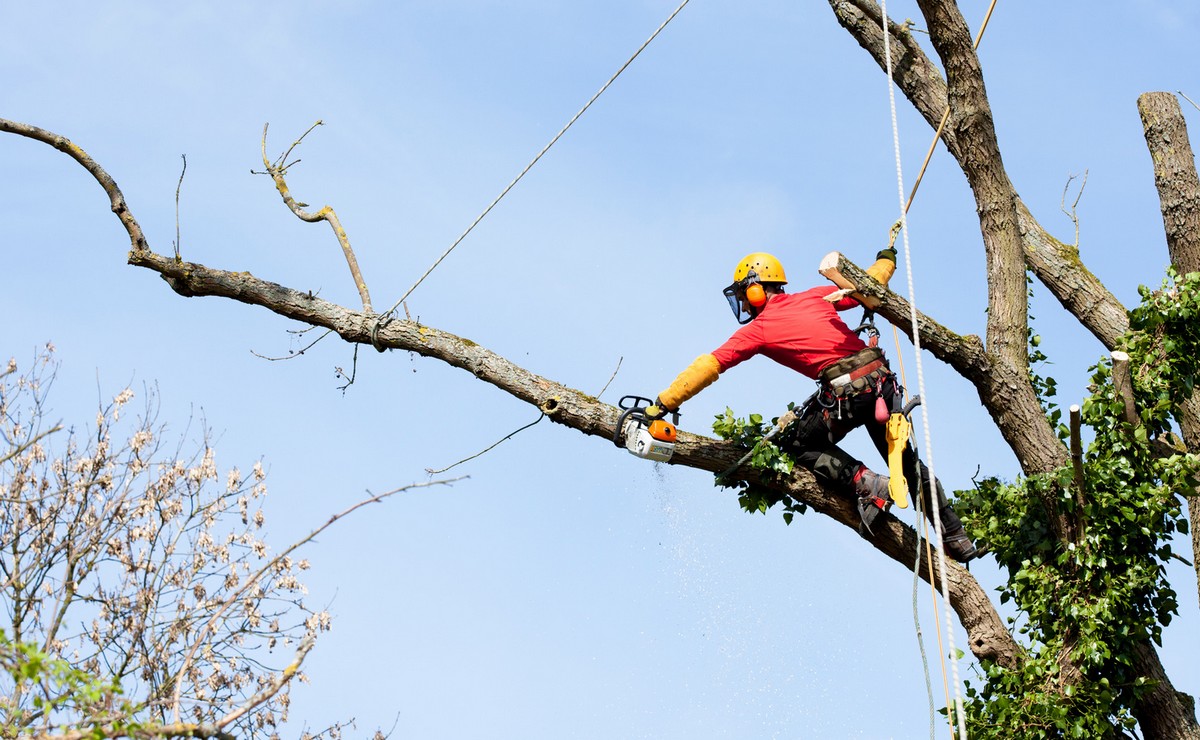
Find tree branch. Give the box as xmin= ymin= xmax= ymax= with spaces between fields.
xmin=259 ymin=122 xmax=374 ymax=313
xmin=2 ymin=114 xmax=1024 ymax=701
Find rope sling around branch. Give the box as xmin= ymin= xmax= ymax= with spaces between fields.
xmin=370 ymin=0 xmax=693 ymax=346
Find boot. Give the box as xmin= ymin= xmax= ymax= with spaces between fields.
xmin=854 ymin=467 xmax=891 ymax=535
xmin=939 ymin=508 xmax=979 ymax=563
xmin=914 ymin=475 xmax=980 ymax=564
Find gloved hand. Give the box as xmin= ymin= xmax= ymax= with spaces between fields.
xmin=645 ymin=399 xmax=671 ymax=420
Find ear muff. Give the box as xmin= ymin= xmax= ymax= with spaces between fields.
xmin=745 ymin=282 xmax=766 ymax=307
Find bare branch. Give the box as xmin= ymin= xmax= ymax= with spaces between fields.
xmin=173 ymin=154 xmax=186 ymax=260
xmin=425 ymin=416 xmax=544 ymax=475
xmin=595 ymin=356 xmax=623 ymax=401
xmin=250 ymin=328 xmax=335 ymax=362
xmin=0 ymin=118 xmax=148 ymax=254
xmin=1059 ymin=170 xmax=1088 ymax=248
xmin=169 ymin=478 xmax=464 ymax=721
xmin=258 ymin=122 xmax=374 ymax=313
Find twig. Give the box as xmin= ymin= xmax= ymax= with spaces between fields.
xmin=335 ymin=344 xmax=359 ymax=392
xmin=0 ymin=424 xmax=63 ymax=468
xmin=425 ymin=415 xmax=545 ymax=475
xmin=173 ymin=154 xmax=187 ymax=260
xmin=595 ymin=356 xmax=622 ymax=400
xmin=258 ymin=122 xmax=374 ymax=313
xmin=170 ymin=478 xmax=464 ymax=722
xmin=210 ymin=635 xmax=315 ymax=731
xmin=1178 ymin=90 xmax=1200 ymax=113
xmin=250 ymin=328 xmax=335 ymax=361
xmin=1060 ymin=170 xmax=1088 ymax=247
xmin=1169 ymin=552 xmax=1195 ymax=567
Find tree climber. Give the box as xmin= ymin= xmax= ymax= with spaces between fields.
xmin=647 ymin=251 xmax=979 ymax=563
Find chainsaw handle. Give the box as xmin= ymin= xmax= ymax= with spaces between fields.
xmin=613 ymin=406 xmax=638 ymax=447
xmin=617 ymin=394 xmax=655 ymax=411
xmin=614 ymin=394 xmax=679 ymax=447
xmin=617 ymin=394 xmax=679 ymax=422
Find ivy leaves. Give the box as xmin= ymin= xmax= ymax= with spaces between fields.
xmin=711 ymin=407 xmax=805 ymax=524
xmin=956 ymin=268 xmax=1200 ymax=736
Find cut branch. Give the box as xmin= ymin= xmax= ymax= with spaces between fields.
xmin=1069 ymin=404 xmax=1086 ymax=543
xmin=1111 ymin=351 xmax=1140 ymax=427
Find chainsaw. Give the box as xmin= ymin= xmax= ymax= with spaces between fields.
xmin=612 ymin=395 xmax=679 ymax=462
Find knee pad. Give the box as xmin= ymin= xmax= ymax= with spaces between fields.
xmin=812 ymin=450 xmax=860 ymax=488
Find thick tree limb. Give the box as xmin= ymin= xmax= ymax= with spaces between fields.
xmin=1138 ymin=91 xmax=1200 ymax=614
xmin=119 ymin=249 xmax=1017 ymax=667
xmin=834 ymin=255 xmax=1071 ymax=480
xmin=825 ymin=3 xmax=1130 ymax=352
xmin=1132 ymin=641 xmax=1200 ymax=740
xmin=1016 ymin=199 xmax=1130 ymax=349
xmin=912 ymin=0 xmax=1025 ymax=369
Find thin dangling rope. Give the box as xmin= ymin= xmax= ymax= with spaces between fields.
xmin=878 ymin=2 xmax=967 ymax=738
xmin=891 ymin=327 xmax=955 ymax=740
xmin=373 ymin=0 xmax=693 ymax=331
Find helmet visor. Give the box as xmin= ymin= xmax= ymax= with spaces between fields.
xmin=723 ymin=282 xmax=753 ymax=324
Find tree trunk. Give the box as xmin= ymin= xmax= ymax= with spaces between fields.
xmin=1133 ymin=642 xmax=1200 ymax=740
xmin=1138 ymin=91 xmax=1200 ymax=609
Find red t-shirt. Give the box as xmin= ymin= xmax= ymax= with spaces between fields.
xmin=711 ymin=286 xmax=867 ymax=378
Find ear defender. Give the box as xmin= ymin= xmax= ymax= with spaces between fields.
xmin=746 ymin=282 xmax=767 ymax=307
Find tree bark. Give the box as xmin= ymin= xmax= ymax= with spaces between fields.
xmin=827 ymin=0 xmax=1130 ymax=351
xmin=6 ymin=6 xmax=1200 ymax=734
xmin=1132 ymin=642 xmax=1200 ymax=740
xmin=1138 ymin=91 xmax=1200 ymax=611
xmin=124 ymin=247 xmax=1022 ymax=669
xmin=825 ymin=5 xmax=1199 ymax=734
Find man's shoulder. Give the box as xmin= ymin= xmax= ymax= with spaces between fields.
xmin=783 ymin=285 xmax=837 ymax=303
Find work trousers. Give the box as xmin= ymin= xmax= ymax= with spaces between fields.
xmin=780 ymin=374 xmax=956 ymax=526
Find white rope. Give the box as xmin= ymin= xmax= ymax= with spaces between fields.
xmin=375 ymin=0 xmax=693 ymax=325
xmin=878 ymin=2 xmax=968 ymax=737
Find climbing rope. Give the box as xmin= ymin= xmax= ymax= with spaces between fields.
xmin=878 ymin=1 xmax=971 ymax=737
xmin=372 ymin=0 xmax=693 ymax=337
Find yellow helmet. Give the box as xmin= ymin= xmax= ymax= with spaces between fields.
xmin=724 ymin=252 xmax=787 ymax=324
xmin=733 ymin=252 xmax=787 ymax=284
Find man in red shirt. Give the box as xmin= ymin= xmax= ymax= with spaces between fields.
xmin=651 ymin=252 xmax=978 ymax=563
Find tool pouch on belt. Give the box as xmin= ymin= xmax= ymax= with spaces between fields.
xmin=818 ymin=347 xmax=888 ymax=398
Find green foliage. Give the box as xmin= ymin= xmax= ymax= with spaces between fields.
xmin=711 ymin=407 xmax=805 ymax=524
xmin=0 ymin=630 xmax=135 ymax=736
xmin=955 ymin=268 xmax=1200 ymax=737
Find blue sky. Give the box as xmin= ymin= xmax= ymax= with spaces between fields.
xmin=3 ymin=1 xmax=1199 ymax=737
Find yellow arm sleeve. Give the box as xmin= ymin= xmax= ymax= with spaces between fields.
xmin=868 ymin=245 xmax=897 ymax=285
xmin=852 ymin=249 xmax=898 ymax=309
xmin=866 ymin=256 xmax=896 ymax=287
xmin=657 ymin=353 xmax=721 ymax=411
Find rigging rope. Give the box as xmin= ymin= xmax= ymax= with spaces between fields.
xmin=373 ymin=0 xmax=693 ymax=331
